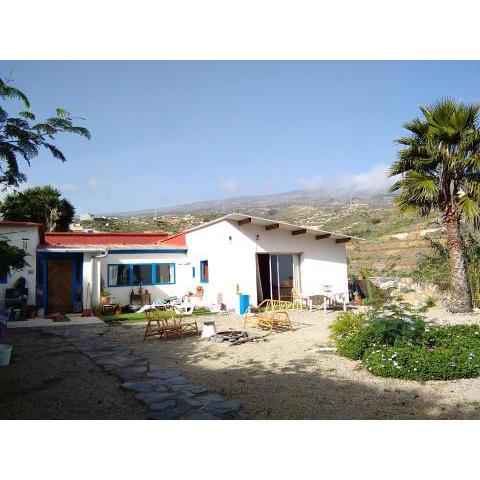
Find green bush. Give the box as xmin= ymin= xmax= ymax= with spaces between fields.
xmin=336 ymin=327 xmax=373 ymax=360
xmin=332 ymin=305 xmax=480 ymax=381
xmin=329 ymin=311 xmax=367 ymax=340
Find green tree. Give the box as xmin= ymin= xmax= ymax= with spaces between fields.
xmin=390 ymin=98 xmax=480 ymax=312
xmin=0 ymin=235 xmax=28 ymax=278
xmin=0 ymin=76 xmax=90 ymax=188
xmin=0 ymin=185 xmax=75 ymax=232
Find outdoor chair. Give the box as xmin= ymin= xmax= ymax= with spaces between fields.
xmin=0 ymin=308 xmax=12 ymax=337
xmin=243 ymin=299 xmax=293 ymax=332
xmin=143 ymin=308 xmax=199 ymax=341
xmin=143 ymin=308 xmax=179 ymax=341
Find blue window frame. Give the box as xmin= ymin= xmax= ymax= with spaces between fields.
xmin=0 ymin=270 xmax=8 ymax=284
xmin=192 ymin=266 xmax=196 ymax=278
xmin=200 ymin=260 xmax=209 ymax=283
xmin=108 ymin=263 xmax=176 ymax=287
xmin=154 ymin=263 xmax=175 ymax=285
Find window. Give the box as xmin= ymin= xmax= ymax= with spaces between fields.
xmin=108 ymin=263 xmax=176 ymax=287
xmin=132 ymin=264 xmax=152 ymax=286
xmin=155 ymin=264 xmax=175 ymax=284
xmin=192 ymin=266 xmax=196 ymax=278
xmin=200 ymin=260 xmax=209 ymax=283
xmin=0 ymin=270 xmax=7 ymax=284
xmin=22 ymin=238 xmax=28 ymax=251
xmin=108 ymin=264 xmax=130 ymax=286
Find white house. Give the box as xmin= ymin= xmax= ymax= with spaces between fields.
xmin=0 ymin=221 xmax=43 ymax=307
xmin=0 ymin=214 xmax=354 ymax=315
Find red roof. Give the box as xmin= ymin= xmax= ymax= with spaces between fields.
xmin=0 ymin=220 xmax=44 ymax=228
xmin=43 ymin=231 xmax=186 ymax=249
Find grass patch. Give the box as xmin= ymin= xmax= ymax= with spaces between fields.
xmin=100 ymin=308 xmax=219 ymax=323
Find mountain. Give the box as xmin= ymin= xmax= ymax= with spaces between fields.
xmin=102 ymin=188 xmax=395 ymax=217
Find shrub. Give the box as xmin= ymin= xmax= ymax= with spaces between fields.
xmin=329 ymin=311 xmax=367 ymax=340
xmin=332 ymin=305 xmax=480 ymax=381
xmin=363 ymin=344 xmax=480 ymax=381
xmin=336 ymin=327 xmax=373 ymax=360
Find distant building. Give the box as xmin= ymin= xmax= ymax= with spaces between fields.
xmin=79 ymin=213 xmax=93 ymax=222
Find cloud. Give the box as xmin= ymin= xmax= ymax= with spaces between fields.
xmin=298 ymin=175 xmax=324 ymax=190
xmin=337 ymin=164 xmax=396 ymax=196
xmin=297 ymin=164 xmax=396 ymax=196
xmin=219 ymin=177 xmax=237 ymax=194
xmin=61 ymin=182 xmax=78 ymax=193
xmin=88 ymin=178 xmax=101 ymax=190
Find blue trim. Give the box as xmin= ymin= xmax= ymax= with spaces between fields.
xmin=192 ymin=266 xmax=195 ymax=278
xmin=107 ymin=263 xmax=132 ymax=287
xmin=42 ymin=258 xmax=47 ymax=312
xmin=107 ymin=262 xmax=176 ymax=287
xmin=0 ymin=271 xmax=7 ymax=284
xmin=154 ymin=263 xmax=176 ymax=285
xmin=200 ymin=260 xmax=209 ymax=283
xmin=109 ymin=248 xmax=187 ymax=254
xmin=36 ymin=252 xmax=83 ymax=315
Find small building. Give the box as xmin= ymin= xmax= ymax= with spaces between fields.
xmin=0 ymin=221 xmax=44 ymax=307
xmin=79 ymin=213 xmax=93 ymax=222
xmin=0 ymin=214 xmax=354 ymax=315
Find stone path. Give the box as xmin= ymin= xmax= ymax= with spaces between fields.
xmin=38 ymin=324 xmax=250 ymax=420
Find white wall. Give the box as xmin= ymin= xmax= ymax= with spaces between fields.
xmin=96 ymin=251 xmax=192 ymax=306
xmin=0 ymin=225 xmax=40 ymax=306
xmin=185 ymin=220 xmax=348 ymax=310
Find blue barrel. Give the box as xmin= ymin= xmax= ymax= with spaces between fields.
xmin=239 ymin=294 xmax=250 ymax=314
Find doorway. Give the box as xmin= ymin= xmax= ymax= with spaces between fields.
xmin=256 ymin=253 xmax=300 ymax=303
xmin=47 ymin=259 xmax=73 ymax=313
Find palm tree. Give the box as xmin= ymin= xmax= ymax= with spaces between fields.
xmin=390 ymin=98 xmax=480 ymax=313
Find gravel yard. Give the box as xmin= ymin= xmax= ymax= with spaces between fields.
xmin=104 ymin=309 xmax=480 ymax=419
xmin=0 ymin=329 xmax=149 ymax=419
xmin=3 ymin=307 xmax=480 ymax=420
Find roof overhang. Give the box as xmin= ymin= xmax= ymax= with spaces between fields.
xmin=183 ymin=212 xmax=362 ymax=241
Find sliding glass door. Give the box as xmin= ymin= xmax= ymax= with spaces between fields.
xmin=256 ymin=253 xmax=300 ymax=303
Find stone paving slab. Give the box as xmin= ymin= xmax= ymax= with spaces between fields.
xmin=36 ymin=325 xmax=249 ymax=420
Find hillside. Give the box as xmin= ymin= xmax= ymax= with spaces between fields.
xmin=82 ymin=190 xmax=439 ymax=277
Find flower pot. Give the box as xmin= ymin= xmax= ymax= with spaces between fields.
xmin=100 ymin=296 xmax=111 ymax=306
xmin=0 ymin=344 xmax=13 ymax=366
xmin=114 ymin=309 xmax=121 ymax=316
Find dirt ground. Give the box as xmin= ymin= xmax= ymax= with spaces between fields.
xmin=0 ymin=329 xmax=149 ymax=420
xmin=3 ymin=307 xmax=480 ymax=420
xmin=103 ymin=309 xmax=480 ymax=420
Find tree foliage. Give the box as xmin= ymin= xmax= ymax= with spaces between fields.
xmin=0 ymin=76 xmax=90 ymax=188
xmin=390 ymin=98 xmax=480 ymax=222
xmin=390 ymin=98 xmax=480 ymax=312
xmin=0 ymin=185 xmax=75 ymax=232
xmin=0 ymin=237 xmax=27 ymax=277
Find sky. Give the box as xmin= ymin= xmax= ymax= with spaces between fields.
xmin=1 ymin=61 xmax=480 ymax=214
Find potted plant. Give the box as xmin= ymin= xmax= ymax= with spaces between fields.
xmin=92 ymin=302 xmax=101 ymax=317
xmin=100 ymin=290 xmax=111 ymax=305
xmin=114 ymin=303 xmax=122 ymax=316
xmin=137 ymin=283 xmax=144 ymax=295
xmin=27 ymin=305 xmax=37 ymax=319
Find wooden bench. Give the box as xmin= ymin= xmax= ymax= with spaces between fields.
xmin=143 ymin=308 xmax=199 ymax=341
xmin=243 ymin=299 xmax=293 ymax=332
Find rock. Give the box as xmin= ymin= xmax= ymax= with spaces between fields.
xmin=147 ymin=368 xmax=184 ymax=380
xmin=122 ymin=382 xmax=153 ymax=393
xmin=163 ymin=375 xmax=189 ymax=386
xmin=136 ymin=391 xmax=176 ymax=403
xmin=149 ymin=404 xmax=192 ymax=420
xmin=149 ymin=400 xmax=177 ymax=411
xmin=195 ymin=392 xmax=224 ymax=404
xmin=181 ymin=411 xmax=221 ymax=420
xmin=203 ymin=400 xmax=242 ymax=415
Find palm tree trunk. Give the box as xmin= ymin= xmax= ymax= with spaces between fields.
xmin=443 ymin=212 xmax=473 ymax=312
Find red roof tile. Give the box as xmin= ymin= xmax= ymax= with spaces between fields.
xmin=43 ymin=231 xmax=186 ymax=248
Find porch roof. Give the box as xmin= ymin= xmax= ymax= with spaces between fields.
xmin=182 ymin=213 xmax=362 ymax=241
